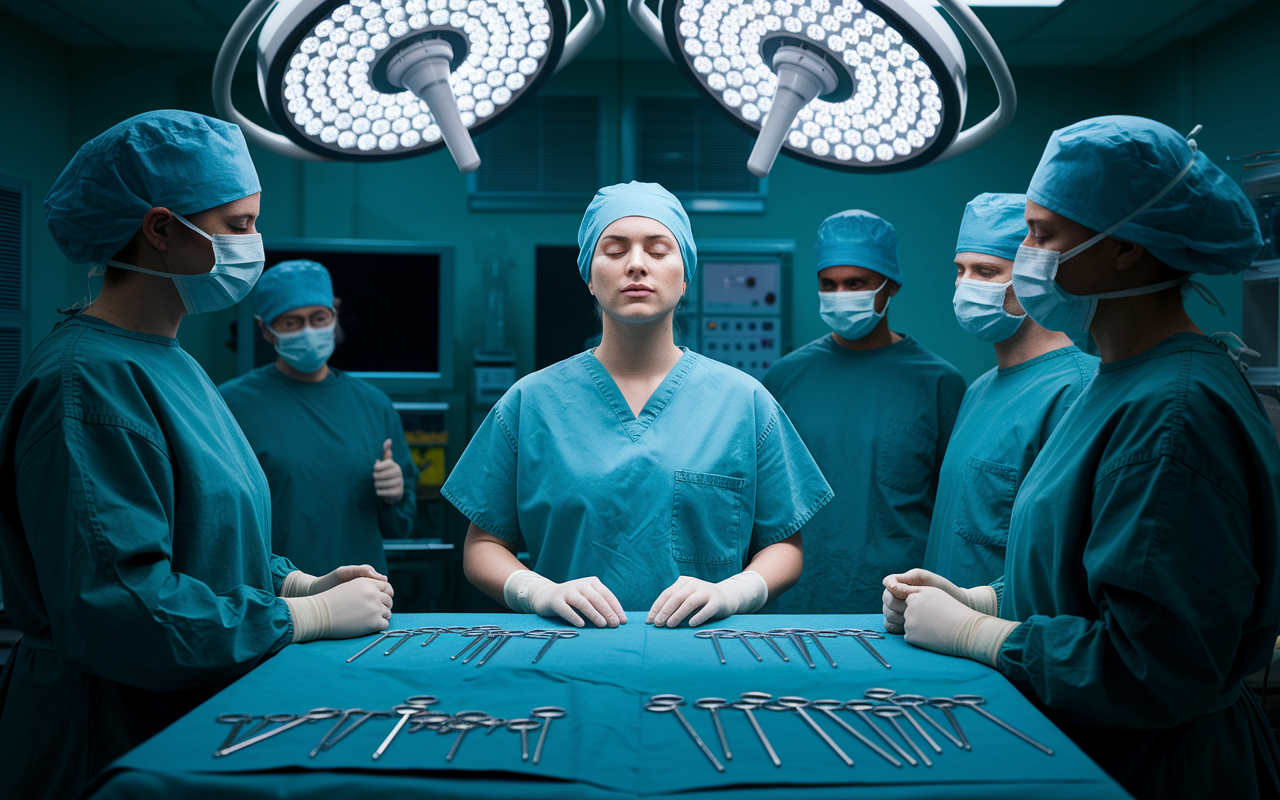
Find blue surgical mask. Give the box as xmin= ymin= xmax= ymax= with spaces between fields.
xmin=1011 ymin=145 xmax=1199 ymax=334
xmin=819 ymin=278 xmax=891 ymax=341
xmin=103 ymin=213 xmax=264 ymax=315
xmin=953 ymin=278 xmax=1026 ymax=342
xmin=273 ymin=322 xmax=336 ymax=373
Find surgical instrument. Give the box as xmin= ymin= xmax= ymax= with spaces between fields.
xmin=767 ymin=697 xmax=853 ymax=766
xmin=872 ymin=705 xmax=932 ymax=767
xmin=694 ymin=697 xmax=733 ymax=761
xmin=216 ymin=708 xmax=341 ymax=757
xmin=953 ymin=694 xmax=1054 ymax=756
xmin=506 ymin=718 xmax=543 ymax=761
xmin=895 ymin=694 xmax=965 ymax=750
xmin=809 ymin=699 xmax=902 ymax=767
xmin=694 ymin=629 xmax=728 ymax=665
xmin=729 ymin=698 xmax=780 ymax=767
xmin=865 ymin=688 xmax=942 ymax=754
xmin=372 ymin=696 xmax=439 ymax=760
xmin=347 ymin=629 xmax=411 ymax=663
xmin=838 ymin=628 xmax=891 ymax=669
xmin=928 ymin=697 xmax=971 ymax=751
xmin=843 ymin=701 xmax=918 ymax=766
xmin=526 ymin=629 xmax=579 ymax=664
xmin=646 ymin=695 xmax=724 ymax=773
xmin=531 ymin=705 xmax=566 ymax=765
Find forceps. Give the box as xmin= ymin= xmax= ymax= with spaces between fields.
xmin=729 ymin=697 xmax=780 ymax=766
xmin=213 ymin=713 xmax=293 ymax=756
xmin=420 ymin=625 xmax=470 ymax=648
xmin=347 ymin=629 xmax=412 ymax=663
xmin=809 ymin=699 xmax=902 ymax=767
xmin=647 ymin=695 xmax=724 ymax=772
xmin=952 ymin=695 xmax=1054 ymax=755
xmin=768 ymin=628 xmax=816 ymax=668
xmin=372 ymin=696 xmax=439 ymax=760
xmin=717 ymin=630 xmax=763 ymax=662
xmin=865 ymin=688 xmax=942 ymax=754
xmin=694 ymin=629 xmax=730 ymax=665
xmin=309 ymin=708 xmax=395 ymax=757
xmin=744 ymin=631 xmax=789 ymax=662
xmin=837 ymin=628 xmax=891 ymax=669
xmin=766 ymin=696 xmax=854 ymax=766
xmin=525 ymin=629 xmax=579 ymax=664
xmin=505 ymin=718 xmax=543 ymax=761
xmin=216 ymin=708 xmax=341 ymax=757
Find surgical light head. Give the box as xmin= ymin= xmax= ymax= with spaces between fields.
xmin=629 ymin=0 xmax=1016 ymax=176
xmin=214 ymin=0 xmax=604 ymax=172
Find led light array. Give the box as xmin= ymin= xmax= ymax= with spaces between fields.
xmin=283 ymin=0 xmax=553 ymax=153
xmin=676 ymin=0 xmax=944 ymax=164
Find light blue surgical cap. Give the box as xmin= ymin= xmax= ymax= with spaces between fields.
xmin=955 ymin=193 xmax=1028 ymax=262
xmin=255 ymin=260 xmax=334 ymax=324
xmin=815 ymin=210 xmax=902 ymax=286
xmin=1027 ymin=115 xmax=1262 ymax=276
xmin=576 ymin=182 xmax=696 ymax=284
xmin=45 ymin=110 xmax=261 ymax=265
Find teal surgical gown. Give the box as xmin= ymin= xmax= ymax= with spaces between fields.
xmin=923 ymin=346 xmax=1098 ymax=588
xmin=762 ymin=334 xmax=967 ymax=613
xmin=0 ymin=314 xmax=296 ymax=800
xmin=442 ymin=349 xmax=833 ymax=612
xmin=999 ymin=333 xmax=1280 ymax=799
xmin=219 ymin=365 xmax=418 ymax=576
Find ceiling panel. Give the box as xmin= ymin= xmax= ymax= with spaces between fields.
xmin=0 ymin=0 xmax=1261 ymax=66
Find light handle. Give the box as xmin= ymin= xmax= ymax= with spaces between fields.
xmin=627 ymin=0 xmax=674 ymax=62
xmin=212 ymin=0 xmax=327 ymax=161
xmin=386 ymin=39 xmax=482 ymax=173
xmin=931 ymin=0 xmax=1016 ymax=163
xmin=555 ymin=0 xmax=608 ymax=74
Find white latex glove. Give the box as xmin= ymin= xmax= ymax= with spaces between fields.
xmin=281 ymin=565 xmax=390 ymax=597
xmin=882 ymin=568 xmax=997 ymax=634
xmin=503 ymin=570 xmax=627 ymax=628
xmin=646 ymin=572 xmax=769 ymax=628
xmin=373 ymin=439 xmax=405 ymax=504
xmin=900 ymin=585 xmax=1018 ymax=667
xmin=284 ymin=577 xmax=394 ymax=643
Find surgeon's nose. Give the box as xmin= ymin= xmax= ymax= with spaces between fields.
xmin=626 ymin=247 xmax=649 ymax=276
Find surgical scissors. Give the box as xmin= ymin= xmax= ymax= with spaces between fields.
xmin=216 ymin=708 xmax=341 ymax=757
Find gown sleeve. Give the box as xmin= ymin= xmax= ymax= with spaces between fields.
xmin=377 ymin=403 xmax=419 ymax=539
xmin=748 ymin=398 xmax=833 ymax=552
xmin=441 ymin=402 xmax=521 ymax=541
xmin=998 ymin=454 xmax=1263 ymax=728
xmin=270 ymin=554 xmax=298 ymax=592
xmin=16 ymin=416 xmax=294 ymax=693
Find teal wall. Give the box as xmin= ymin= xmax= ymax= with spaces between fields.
xmin=5 ymin=3 xmax=1277 ymax=391
xmin=0 ymin=15 xmax=71 ymax=352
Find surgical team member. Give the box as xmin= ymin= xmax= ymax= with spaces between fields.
xmin=886 ymin=116 xmax=1280 ymax=799
xmin=921 ymin=193 xmax=1098 ymax=589
xmin=0 ymin=111 xmax=393 ymax=800
xmin=762 ymin=210 xmax=966 ymax=614
xmin=445 ymin=181 xmax=832 ymax=628
xmin=220 ymin=260 xmax=419 ymax=576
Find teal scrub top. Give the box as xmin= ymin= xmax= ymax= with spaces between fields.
xmin=219 ymin=365 xmax=419 ymax=576
xmin=923 ymin=346 xmax=1098 ymax=588
xmin=762 ymin=334 xmax=967 ymax=613
xmin=998 ymin=333 xmax=1280 ymax=799
xmin=442 ymin=349 xmax=833 ymax=612
xmin=0 ymin=314 xmax=295 ymax=800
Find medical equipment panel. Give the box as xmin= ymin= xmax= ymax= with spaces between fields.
xmin=1243 ymin=163 xmax=1280 ymax=388
xmin=238 ymin=239 xmax=456 ymax=393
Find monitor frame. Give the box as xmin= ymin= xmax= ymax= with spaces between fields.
xmin=237 ymin=237 xmax=455 ymax=393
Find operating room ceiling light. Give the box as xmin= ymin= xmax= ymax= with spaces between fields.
xmin=214 ymin=0 xmax=604 ymax=172
xmin=629 ymin=0 xmax=1015 ymax=175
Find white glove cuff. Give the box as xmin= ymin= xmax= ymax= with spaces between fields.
xmin=281 ymin=570 xmax=320 ymax=598
xmin=963 ymin=585 xmax=999 ymax=617
xmin=284 ymin=595 xmax=333 ymax=643
xmin=503 ymin=570 xmax=555 ymax=614
xmin=969 ymin=616 xmax=1019 ymax=668
xmin=721 ymin=570 xmax=770 ymax=615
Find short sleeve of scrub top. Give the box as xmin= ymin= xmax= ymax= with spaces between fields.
xmin=443 ymin=349 xmax=833 ymax=611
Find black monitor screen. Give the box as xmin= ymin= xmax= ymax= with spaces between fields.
xmin=254 ymin=249 xmax=442 ymax=375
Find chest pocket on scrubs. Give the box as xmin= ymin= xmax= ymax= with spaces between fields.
xmin=954 ymin=456 xmax=1019 ymax=547
xmin=671 ymin=470 xmax=746 ymax=567
xmin=877 ymin=419 xmax=937 ymax=494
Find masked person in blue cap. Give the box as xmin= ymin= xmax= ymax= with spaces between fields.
xmin=0 ymin=111 xmax=394 ymax=800
xmin=886 ymin=116 xmax=1280 ymax=800
xmin=761 ymin=210 xmax=966 ymax=614
xmin=445 ymin=182 xmax=832 ymax=628
xmin=219 ymin=260 xmax=419 ymax=576
xmin=917 ymin=193 xmax=1098 ymax=590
